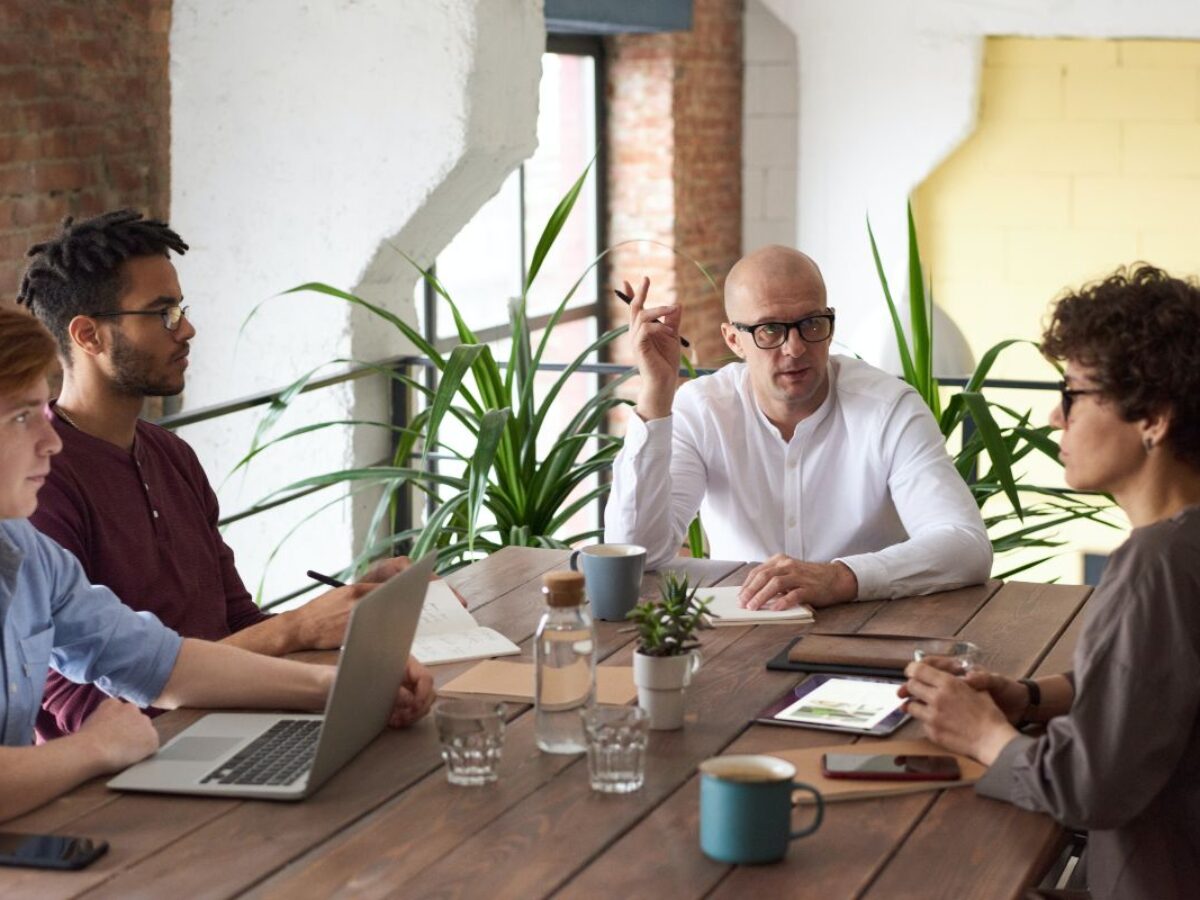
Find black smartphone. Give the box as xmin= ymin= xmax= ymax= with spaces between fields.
xmin=0 ymin=832 xmax=109 ymax=870
xmin=821 ymin=753 xmax=961 ymax=781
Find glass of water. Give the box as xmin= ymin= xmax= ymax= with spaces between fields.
xmin=434 ymin=699 xmax=507 ymax=786
xmin=913 ymin=639 xmax=982 ymax=675
xmin=581 ymin=705 xmax=649 ymax=794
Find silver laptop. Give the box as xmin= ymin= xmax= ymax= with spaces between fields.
xmin=108 ymin=554 xmax=435 ymax=801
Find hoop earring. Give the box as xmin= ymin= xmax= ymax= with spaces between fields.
xmin=1143 ymin=436 xmax=1155 ymax=454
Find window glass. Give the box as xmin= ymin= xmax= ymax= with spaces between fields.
xmin=524 ymin=53 xmax=599 ymax=318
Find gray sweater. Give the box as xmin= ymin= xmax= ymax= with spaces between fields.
xmin=976 ymin=505 xmax=1200 ymax=900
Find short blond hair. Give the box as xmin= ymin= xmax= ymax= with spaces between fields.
xmin=0 ymin=306 xmax=57 ymax=394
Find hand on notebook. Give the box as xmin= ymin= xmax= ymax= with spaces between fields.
xmin=738 ymin=555 xmax=858 ymax=610
xmin=361 ymin=556 xmax=468 ymax=608
xmin=78 ymin=698 xmax=160 ymax=771
xmin=899 ymin=661 xmax=1016 ymax=765
xmin=388 ymin=657 xmax=436 ymax=728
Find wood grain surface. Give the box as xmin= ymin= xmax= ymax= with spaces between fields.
xmin=0 ymin=550 xmax=1092 ymax=900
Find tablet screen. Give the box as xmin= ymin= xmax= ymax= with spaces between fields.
xmin=756 ymin=673 xmax=909 ymax=736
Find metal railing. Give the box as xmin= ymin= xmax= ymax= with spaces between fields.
xmin=159 ymin=355 xmax=1063 ymax=608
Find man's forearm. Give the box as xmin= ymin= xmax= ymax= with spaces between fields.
xmin=154 ymin=639 xmax=332 ymax=712
xmin=0 ymin=740 xmax=112 ymax=823
xmin=220 ymin=612 xmax=302 ymax=657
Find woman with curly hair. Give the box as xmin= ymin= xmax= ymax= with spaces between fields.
xmin=902 ymin=264 xmax=1200 ymax=900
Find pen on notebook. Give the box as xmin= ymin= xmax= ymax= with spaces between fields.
xmin=613 ymin=288 xmax=691 ymax=348
xmin=306 ymin=570 xmax=346 ymax=589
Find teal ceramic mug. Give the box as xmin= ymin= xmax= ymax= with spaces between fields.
xmin=698 ymin=754 xmax=824 ymax=864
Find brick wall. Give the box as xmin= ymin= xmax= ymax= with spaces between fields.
xmin=606 ymin=0 xmax=743 ymax=370
xmin=0 ymin=0 xmax=172 ymax=304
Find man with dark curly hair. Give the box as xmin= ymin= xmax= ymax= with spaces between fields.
xmin=904 ymin=264 xmax=1200 ymax=900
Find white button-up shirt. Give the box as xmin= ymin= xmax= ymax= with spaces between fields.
xmin=604 ymin=356 xmax=991 ymax=600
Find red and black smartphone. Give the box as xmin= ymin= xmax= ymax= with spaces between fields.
xmin=821 ymin=753 xmax=961 ymax=781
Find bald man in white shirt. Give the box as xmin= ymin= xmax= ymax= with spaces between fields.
xmin=604 ymin=245 xmax=991 ymax=610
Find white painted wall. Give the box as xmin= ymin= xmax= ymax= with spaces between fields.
xmin=169 ymin=0 xmax=543 ymax=599
xmin=758 ymin=0 xmax=1200 ymax=360
xmin=742 ymin=0 xmax=798 ymax=253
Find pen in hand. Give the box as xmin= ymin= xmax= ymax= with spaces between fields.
xmin=614 ymin=288 xmax=691 ymax=348
xmin=307 ymin=570 xmax=347 ymax=590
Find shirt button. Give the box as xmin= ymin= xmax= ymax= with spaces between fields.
xmin=9 ymin=683 xmax=15 ymax=694
xmin=788 ymin=517 xmax=797 ymax=527
xmin=153 ymin=510 xmax=160 ymax=519
xmin=144 ymin=482 xmax=150 ymax=490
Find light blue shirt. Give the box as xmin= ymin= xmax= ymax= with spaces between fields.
xmin=0 ymin=519 xmax=182 ymax=746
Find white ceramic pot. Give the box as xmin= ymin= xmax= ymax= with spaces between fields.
xmin=633 ymin=649 xmax=701 ymax=730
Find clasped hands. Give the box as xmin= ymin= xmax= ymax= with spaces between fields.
xmin=899 ymin=657 xmax=1024 ymax=765
xmin=736 ymin=554 xmax=859 ymax=610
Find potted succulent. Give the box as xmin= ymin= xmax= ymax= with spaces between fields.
xmin=627 ymin=572 xmax=711 ymax=730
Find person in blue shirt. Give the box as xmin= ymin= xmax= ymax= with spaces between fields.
xmin=0 ymin=307 xmax=434 ymax=823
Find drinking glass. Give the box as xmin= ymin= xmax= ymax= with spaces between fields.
xmin=582 ymin=705 xmax=649 ymax=793
xmin=434 ymin=699 xmax=506 ymax=786
xmin=913 ymin=639 xmax=982 ymax=675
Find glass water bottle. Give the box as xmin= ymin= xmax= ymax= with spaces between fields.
xmin=535 ymin=570 xmax=596 ymax=753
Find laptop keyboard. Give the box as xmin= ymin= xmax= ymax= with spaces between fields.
xmin=200 ymin=719 xmax=321 ymax=787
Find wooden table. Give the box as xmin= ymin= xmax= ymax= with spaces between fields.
xmin=2 ymin=548 xmax=1091 ymax=900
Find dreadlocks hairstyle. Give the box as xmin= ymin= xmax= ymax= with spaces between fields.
xmin=15 ymin=210 xmax=188 ymax=360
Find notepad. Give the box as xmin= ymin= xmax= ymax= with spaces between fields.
xmin=410 ymin=582 xmax=521 ymax=665
xmin=762 ymin=739 xmax=985 ymax=803
xmin=440 ymin=660 xmax=638 ymax=706
xmin=698 ymin=585 xmax=815 ymax=626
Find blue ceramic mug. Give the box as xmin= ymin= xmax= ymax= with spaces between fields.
xmin=699 ymin=754 xmax=824 ymax=864
xmin=568 ymin=544 xmax=646 ymax=621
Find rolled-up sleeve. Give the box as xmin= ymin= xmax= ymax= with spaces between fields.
xmin=37 ymin=532 xmax=182 ymax=707
xmin=605 ymin=414 xmax=707 ymax=569
xmin=837 ymin=392 xmax=991 ymax=599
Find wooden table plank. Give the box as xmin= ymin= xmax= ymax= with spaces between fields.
xmin=243 ymin=563 xmax=751 ymax=899
xmin=1033 ymin=588 xmax=1092 ymax=677
xmin=52 ymin=552 xmax=734 ymax=899
xmin=0 ymin=551 xmax=550 ymax=900
xmin=2 ymin=548 xmax=1092 ymax=900
xmin=859 ymin=583 xmax=1091 ymax=900
xmin=555 ymin=580 xmax=1005 ymax=900
xmin=339 ymin=624 xmax=804 ymax=899
xmin=445 ymin=546 xmax=570 ymax=611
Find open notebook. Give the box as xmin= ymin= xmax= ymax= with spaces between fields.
xmin=411 ymin=582 xmax=521 ymax=665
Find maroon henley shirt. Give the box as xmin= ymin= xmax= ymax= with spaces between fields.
xmin=31 ymin=408 xmax=269 ymax=740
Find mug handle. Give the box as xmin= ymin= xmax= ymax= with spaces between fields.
xmin=789 ymin=781 xmax=824 ymax=840
xmin=569 ymin=550 xmax=582 ymax=571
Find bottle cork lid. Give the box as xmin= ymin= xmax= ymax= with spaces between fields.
xmin=542 ymin=570 xmax=585 ymax=607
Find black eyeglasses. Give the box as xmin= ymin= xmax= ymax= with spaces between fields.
xmin=1058 ymin=380 xmax=1102 ymax=421
xmin=92 ymin=304 xmax=189 ymax=332
xmin=732 ymin=311 xmax=835 ymax=350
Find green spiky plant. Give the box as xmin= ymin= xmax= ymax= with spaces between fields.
xmin=626 ymin=572 xmax=712 ymax=657
xmin=235 ymin=164 xmax=638 ymax=578
xmin=868 ymin=202 xmax=1115 ymax=578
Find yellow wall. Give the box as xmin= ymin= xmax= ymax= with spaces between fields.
xmin=917 ymin=37 xmax=1200 ymax=375
xmin=915 ymin=37 xmax=1200 ymax=582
